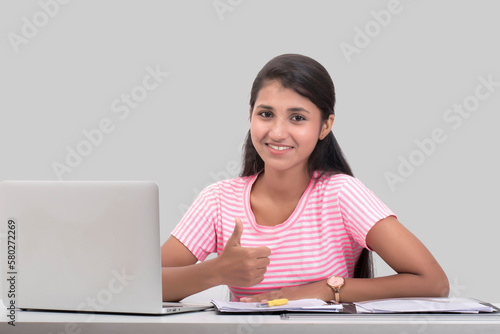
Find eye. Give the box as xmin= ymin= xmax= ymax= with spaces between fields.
xmin=258 ymin=111 xmax=273 ymax=118
xmin=291 ymin=115 xmax=306 ymax=122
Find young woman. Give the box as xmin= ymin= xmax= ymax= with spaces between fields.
xmin=161 ymin=54 xmax=449 ymax=303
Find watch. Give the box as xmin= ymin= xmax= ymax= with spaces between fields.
xmin=327 ymin=276 xmax=345 ymax=303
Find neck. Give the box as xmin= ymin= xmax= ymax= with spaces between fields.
xmin=258 ymin=166 xmax=312 ymax=202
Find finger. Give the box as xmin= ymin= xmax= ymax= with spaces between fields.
xmin=255 ymin=257 xmax=270 ymax=269
xmin=254 ymin=266 xmax=268 ymax=277
xmin=240 ymin=292 xmax=276 ymax=303
xmin=239 ymin=295 xmax=264 ymax=302
xmin=226 ymin=217 xmax=243 ymax=247
xmin=255 ymin=246 xmax=271 ymax=258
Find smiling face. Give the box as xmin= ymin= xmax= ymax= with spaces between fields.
xmin=250 ymin=80 xmax=334 ymax=175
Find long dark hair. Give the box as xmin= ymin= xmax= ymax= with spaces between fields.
xmin=240 ymin=54 xmax=373 ymax=278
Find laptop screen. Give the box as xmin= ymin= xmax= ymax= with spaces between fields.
xmin=1 ymin=181 xmax=164 ymax=314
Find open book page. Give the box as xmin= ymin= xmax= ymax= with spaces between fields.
xmin=354 ymin=297 xmax=497 ymax=313
xmin=211 ymin=298 xmax=342 ymax=313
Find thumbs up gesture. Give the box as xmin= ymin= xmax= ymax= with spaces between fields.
xmin=216 ymin=218 xmax=271 ymax=287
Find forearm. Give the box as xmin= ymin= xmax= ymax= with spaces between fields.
xmin=241 ymin=272 xmax=449 ymax=303
xmin=162 ymin=258 xmax=221 ymax=302
xmin=339 ymin=273 xmax=449 ymax=303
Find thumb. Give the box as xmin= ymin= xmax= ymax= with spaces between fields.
xmin=227 ymin=217 xmax=243 ymax=247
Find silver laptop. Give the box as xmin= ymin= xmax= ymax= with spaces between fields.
xmin=0 ymin=181 xmax=211 ymax=315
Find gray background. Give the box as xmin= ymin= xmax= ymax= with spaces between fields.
xmin=1 ymin=0 xmax=499 ymax=303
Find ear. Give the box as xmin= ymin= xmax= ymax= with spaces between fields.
xmin=319 ymin=114 xmax=334 ymax=140
xmin=249 ymin=107 xmax=253 ymax=120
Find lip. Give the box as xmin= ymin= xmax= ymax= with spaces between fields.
xmin=265 ymin=143 xmax=294 ymax=155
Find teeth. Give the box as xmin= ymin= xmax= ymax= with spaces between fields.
xmin=268 ymin=144 xmax=292 ymax=151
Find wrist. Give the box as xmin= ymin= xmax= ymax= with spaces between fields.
xmin=324 ymin=279 xmax=336 ymax=302
xmin=322 ymin=279 xmax=336 ymax=302
xmin=309 ymin=280 xmax=338 ymax=302
xmin=326 ymin=276 xmax=345 ymax=303
xmin=205 ymin=256 xmax=224 ymax=287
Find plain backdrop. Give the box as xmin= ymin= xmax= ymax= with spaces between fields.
xmin=1 ymin=0 xmax=499 ymax=303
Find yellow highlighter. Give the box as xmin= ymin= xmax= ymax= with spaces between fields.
xmin=257 ymin=299 xmax=288 ymax=308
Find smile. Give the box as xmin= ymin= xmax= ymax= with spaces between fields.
xmin=267 ymin=144 xmax=293 ymax=151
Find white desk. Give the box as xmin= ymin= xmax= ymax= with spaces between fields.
xmin=1 ymin=302 xmax=500 ymax=334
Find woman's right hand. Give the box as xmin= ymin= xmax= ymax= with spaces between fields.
xmin=161 ymin=217 xmax=271 ymax=301
xmin=214 ymin=218 xmax=271 ymax=287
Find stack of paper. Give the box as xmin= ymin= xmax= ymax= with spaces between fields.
xmin=354 ymin=297 xmax=496 ymax=314
xmin=211 ymin=298 xmax=342 ymax=313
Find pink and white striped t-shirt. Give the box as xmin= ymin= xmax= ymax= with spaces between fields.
xmin=171 ymin=171 xmax=395 ymax=300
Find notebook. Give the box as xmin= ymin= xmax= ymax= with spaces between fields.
xmin=0 ymin=180 xmax=212 ymax=315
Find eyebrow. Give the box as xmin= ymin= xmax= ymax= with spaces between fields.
xmin=255 ymin=104 xmax=310 ymax=114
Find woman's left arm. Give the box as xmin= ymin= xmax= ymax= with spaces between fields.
xmin=337 ymin=215 xmax=449 ymax=302
xmin=241 ymin=216 xmax=449 ymax=303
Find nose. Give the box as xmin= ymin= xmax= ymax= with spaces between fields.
xmin=269 ymin=118 xmax=287 ymax=141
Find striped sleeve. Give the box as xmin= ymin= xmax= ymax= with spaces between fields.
xmin=171 ymin=184 xmax=220 ymax=261
xmin=337 ymin=176 xmax=395 ymax=250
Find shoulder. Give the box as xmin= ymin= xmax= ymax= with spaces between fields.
xmin=313 ymin=172 xmax=379 ymax=202
xmin=199 ymin=174 xmax=256 ymax=197
xmin=313 ymin=171 xmax=360 ymax=193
